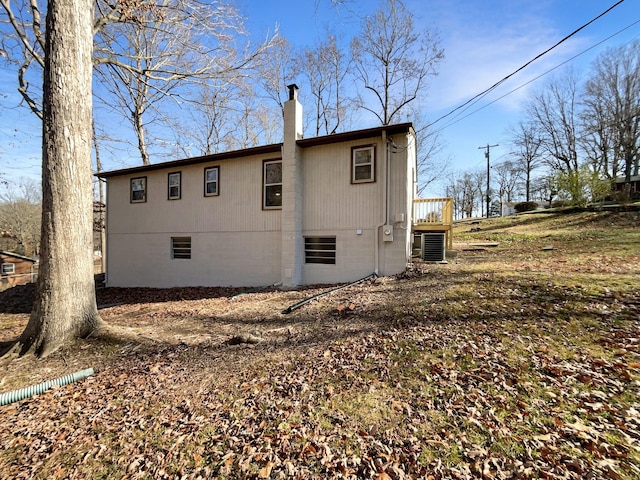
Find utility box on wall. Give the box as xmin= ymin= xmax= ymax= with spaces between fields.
xmin=421 ymin=232 xmax=446 ymax=262
xmin=382 ymin=225 xmax=394 ymax=242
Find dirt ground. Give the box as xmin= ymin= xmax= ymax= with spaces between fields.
xmin=0 ymin=210 xmax=638 ymax=479
xmin=1 ymin=210 xmax=639 ymax=392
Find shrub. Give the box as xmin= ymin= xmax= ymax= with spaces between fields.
xmin=514 ymin=201 xmax=538 ymax=213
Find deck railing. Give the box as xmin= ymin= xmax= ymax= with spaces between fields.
xmin=412 ymin=197 xmax=454 ymax=250
xmin=412 ymin=197 xmax=453 ymax=227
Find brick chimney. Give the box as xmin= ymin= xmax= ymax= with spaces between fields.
xmin=281 ymin=84 xmax=303 ymax=287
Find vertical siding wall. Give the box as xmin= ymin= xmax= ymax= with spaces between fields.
xmin=106 ymin=154 xmax=282 ymax=287
xmin=300 ymin=134 xmax=412 ymax=284
xmin=105 ymin=130 xmax=415 ymax=288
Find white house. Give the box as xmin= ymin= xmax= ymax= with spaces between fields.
xmin=97 ymin=86 xmax=418 ymax=288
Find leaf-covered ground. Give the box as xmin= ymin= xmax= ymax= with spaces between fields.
xmin=0 ymin=210 xmax=639 ymax=479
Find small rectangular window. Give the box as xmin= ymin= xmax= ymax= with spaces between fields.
xmin=168 ymin=172 xmax=181 ymax=200
xmin=263 ymin=159 xmax=282 ymax=209
xmin=171 ymin=237 xmax=191 ymax=259
xmin=204 ymin=167 xmax=219 ymax=197
xmin=305 ymin=237 xmax=336 ymax=264
xmin=130 ymin=177 xmax=147 ymax=203
xmin=352 ymin=145 xmax=375 ymax=183
xmin=1 ymin=263 xmax=15 ymax=275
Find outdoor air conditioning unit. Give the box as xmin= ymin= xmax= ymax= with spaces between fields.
xmin=421 ymin=232 xmax=446 ymax=262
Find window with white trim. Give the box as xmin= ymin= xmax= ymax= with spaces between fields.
xmin=352 ymin=145 xmax=375 ymax=183
xmin=263 ymin=159 xmax=282 ymax=209
xmin=204 ymin=166 xmax=219 ymax=196
xmin=1 ymin=263 xmax=15 ymax=275
xmin=171 ymin=237 xmax=191 ymax=259
xmin=168 ymin=172 xmax=181 ymax=200
xmin=130 ymin=177 xmax=147 ymax=203
xmin=304 ymin=236 xmax=336 ymax=264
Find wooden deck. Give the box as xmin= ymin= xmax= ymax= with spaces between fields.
xmin=412 ymin=197 xmax=454 ymax=250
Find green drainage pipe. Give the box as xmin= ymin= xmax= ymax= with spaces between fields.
xmin=0 ymin=368 xmax=94 ymax=406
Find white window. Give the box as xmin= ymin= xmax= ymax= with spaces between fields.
xmin=304 ymin=237 xmax=336 ymax=264
xmin=352 ymin=145 xmax=375 ymax=183
xmin=204 ymin=167 xmax=219 ymax=197
xmin=171 ymin=237 xmax=191 ymax=259
xmin=130 ymin=177 xmax=147 ymax=203
xmin=1 ymin=263 xmax=15 ymax=275
xmin=263 ymin=159 xmax=282 ymax=209
xmin=168 ymin=172 xmax=181 ymax=200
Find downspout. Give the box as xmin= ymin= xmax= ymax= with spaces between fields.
xmin=374 ymin=130 xmax=390 ymax=275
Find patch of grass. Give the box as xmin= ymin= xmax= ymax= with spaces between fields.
xmin=1 ymin=209 xmax=639 ymax=479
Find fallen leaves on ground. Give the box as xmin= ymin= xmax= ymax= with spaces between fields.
xmin=0 ymin=210 xmax=639 ymax=479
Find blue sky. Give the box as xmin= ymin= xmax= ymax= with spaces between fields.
xmin=241 ymin=0 xmax=640 ymax=195
xmin=1 ymin=0 xmax=639 ymax=195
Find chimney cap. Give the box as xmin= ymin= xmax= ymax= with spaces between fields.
xmin=287 ymin=84 xmax=299 ymax=101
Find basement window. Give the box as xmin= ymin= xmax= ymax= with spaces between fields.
xmin=1 ymin=263 xmax=15 ymax=275
xmin=168 ymin=172 xmax=181 ymax=200
xmin=352 ymin=145 xmax=375 ymax=183
xmin=305 ymin=236 xmax=336 ymax=264
xmin=130 ymin=177 xmax=147 ymax=203
xmin=171 ymin=237 xmax=191 ymax=259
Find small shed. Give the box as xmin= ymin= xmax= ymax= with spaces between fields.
xmin=0 ymin=251 xmax=38 ymax=290
xmin=614 ymin=175 xmax=640 ymax=199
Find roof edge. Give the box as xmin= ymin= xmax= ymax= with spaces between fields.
xmin=0 ymin=250 xmax=38 ymax=262
xmin=96 ymin=143 xmax=283 ymax=178
xmin=297 ymin=122 xmax=414 ymax=147
xmin=95 ymin=122 xmax=415 ymax=178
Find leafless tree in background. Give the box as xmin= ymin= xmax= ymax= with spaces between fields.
xmin=525 ymin=71 xmax=580 ymax=173
xmin=445 ymin=172 xmax=478 ymax=219
xmin=0 ymin=180 xmax=41 ymax=256
xmin=254 ymin=37 xmax=295 ymax=126
xmin=93 ymin=0 xmax=279 ymax=165
xmin=582 ymin=40 xmax=640 ymax=195
xmin=412 ymin=110 xmax=448 ymax=196
xmin=509 ymin=121 xmax=543 ymax=201
xmin=1 ymin=0 xmax=280 ymax=166
xmin=296 ymin=33 xmax=352 ymax=136
xmin=493 ymin=160 xmax=522 ymax=204
xmin=350 ymin=0 xmax=444 ymax=126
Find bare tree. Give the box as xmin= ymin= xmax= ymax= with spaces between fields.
xmin=509 ymin=121 xmax=543 ymax=201
xmin=525 ymin=71 xmax=580 ymax=173
xmin=445 ymin=172 xmax=477 ymax=219
xmin=254 ymin=36 xmax=295 ymax=126
xmin=1 ymin=0 xmax=279 ymax=165
xmin=582 ymin=40 xmax=640 ymax=195
xmin=0 ymin=180 xmax=41 ymax=256
xmin=493 ymin=160 xmax=522 ymax=206
xmin=472 ymin=170 xmax=488 ymax=218
xmin=93 ymin=0 xmax=278 ymax=165
xmin=0 ymin=0 xmax=46 ymax=119
xmin=296 ymin=33 xmax=352 ymax=136
xmin=415 ymin=129 xmax=447 ymax=196
xmin=580 ymin=83 xmax=617 ymax=179
xmin=174 ymin=80 xmax=239 ymax=157
xmin=350 ymin=0 xmax=443 ymax=126
xmin=12 ymin=0 xmax=102 ymax=357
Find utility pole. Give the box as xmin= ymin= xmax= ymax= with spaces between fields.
xmin=479 ymin=144 xmax=498 ymax=218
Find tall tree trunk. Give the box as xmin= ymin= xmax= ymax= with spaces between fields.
xmin=18 ymin=0 xmax=102 ymax=357
xmin=134 ymin=106 xmax=150 ymax=165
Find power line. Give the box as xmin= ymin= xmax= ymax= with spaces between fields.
xmin=427 ymin=0 xmax=626 ymax=129
xmin=438 ymin=18 xmax=640 ymax=131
